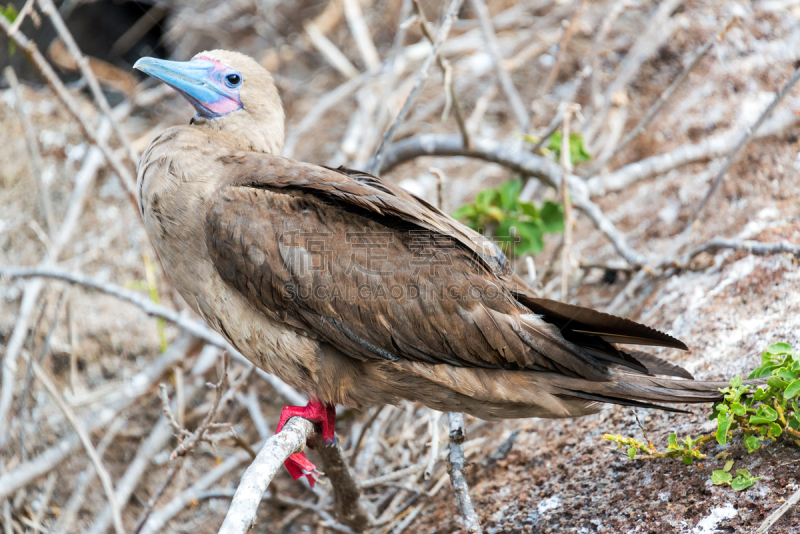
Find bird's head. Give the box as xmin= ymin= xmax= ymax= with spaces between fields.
xmin=134 ymin=50 xmax=285 ymax=154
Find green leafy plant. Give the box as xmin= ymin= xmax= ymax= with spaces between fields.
xmin=452 ymin=178 xmax=564 ymax=256
xmin=603 ymin=342 xmax=799 ymax=491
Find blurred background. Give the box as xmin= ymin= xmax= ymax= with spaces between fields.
xmin=1 ymin=0 xmax=800 ymax=532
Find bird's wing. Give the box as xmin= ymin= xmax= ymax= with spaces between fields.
xmin=205 ymin=154 xmax=686 ymax=379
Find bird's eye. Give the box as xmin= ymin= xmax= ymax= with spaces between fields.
xmin=225 ymin=73 xmax=241 ymax=87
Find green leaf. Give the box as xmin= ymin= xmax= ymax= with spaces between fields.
xmin=775 ymin=368 xmax=797 ymax=381
xmin=744 ymin=435 xmax=761 ymax=453
xmin=730 ymin=403 xmax=746 ymax=416
xmin=749 ymin=405 xmax=778 ymax=425
xmin=767 ymin=376 xmax=789 ymax=390
xmin=730 ymin=470 xmax=760 ymax=491
xmin=518 ymin=201 xmax=541 ymax=221
xmin=716 ymin=413 xmax=732 ymax=445
xmin=498 ymin=179 xmax=522 ymax=212
xmin=730 ymin=376 xmax=743 ymax=388
xmin=682 ymin=456 xmax=693 ymax=466
xmin=667 ymin=433 xmax=678 ymax=448
xmin=514 ymin=222 xmax=545 ymax=255
xmin=766 ymin=342 xmax=793 ymax=355
xmin=712 ymin=470 xmax=733 ymax=485
xmin=452 ymin=204 xmax=478 ymax=221
xmin=785 ymin=379 xmax=800 ymax=399
xmin=539 ymin=201 xmax=565 ymax=233
xmin=627 ymin=447 xmax=636 ymax=459
xmin=723 ymin=460 xmax=734 ymax=472
xmin=766 ymin=422 xmax=782 ymax=438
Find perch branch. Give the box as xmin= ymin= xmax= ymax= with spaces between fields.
xmin=367 ymin=0 xmax=465 ymax=175
xmin=447 ymin=413 xmax=482 ymax=533
xmin=218 ymin=418 xmax=315 ymax=534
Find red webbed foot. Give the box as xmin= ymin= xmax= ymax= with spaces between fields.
xmin=275 ymin=399 xmax=337 ymax=486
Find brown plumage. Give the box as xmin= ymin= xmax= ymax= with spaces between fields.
xmin=135 ymin=50 xmax=730 ymax=482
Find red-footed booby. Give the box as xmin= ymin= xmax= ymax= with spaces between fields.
xmin=134 ymin=50 xmax=729 ymax=485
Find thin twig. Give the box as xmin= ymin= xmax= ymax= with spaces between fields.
xmin=446 ymin=413 xmax=482 ymax=533
xmin=29 ymin=358 xmax=124 ymax=534
xmin=4 ymin=66 xmax=55 ymax=236
xmin=412 ymin=0 xmax=471 ymax=149
xmin=218 ymin=418 xmax=315 ymax=534
xmin=367 ymin=0 xmax=466 ymax=175
xmin=537 ymin=0 xmax=588 ymax=100
xmin=559 ymin=104 xmax=578 ymax=299
xmin=755 ymin=485 xmax=800 ymax=534
xmin=0 ymin=120 xmax=110 ymax=448
xmin=469 ymin=0 xmax=528 ymax=129
xmin=305 ymin=21 xmax=360 ymax=79
xmin=343 ymin=0 xmax=380 ymax=72
xmin=584 ymin=0 xmax=682 ymax=144
xmin=424 ymin=409 xmax=441 ymax=480
xmin=585 ymin=101 xmax=800 ymax=197
xmin=683 ymin=62 xmax=800 ymax=233
xmin=0 ymin=15 xmax=137 ymax=203
xmin=36 ymin=0 xmax=138 ymax=163
xmin=0 ymin=337 xmax=193 ymax=502
xmin=585 ymin=20 xmax=735 ymax=177
xmin=679 ymin=238 xmax=800 ymax=265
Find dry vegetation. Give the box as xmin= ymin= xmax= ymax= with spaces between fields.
xmin=1 ymin=0 xmax=800 ymax=532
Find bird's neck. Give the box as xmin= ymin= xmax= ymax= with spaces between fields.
xmin=190 ymin=115 xmax=285 ymax=155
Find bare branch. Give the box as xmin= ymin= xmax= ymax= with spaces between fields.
xmin=380 ymin=133 xmax=649 ymax=266
xmin=586 ymin=102 xmax=800 ymax=197
xmin=4 ymin=66 xmax=54 ymax=235
xmin=218 ymin=417 xmax=315 ymax=534
xmin=755 ymin=484 xmax=800 ymax=534
xmin=367 ymin=0 xmax=466 ymax=175
xmin=343 ymin=0 xmax=380 ymax=72
xmin=447 ymin=413 xmax=482 ymax=534
xmin=585 ymin=19 xmax=736 ymax=177
xmin=680 ymin=238 xmax=800 ymax=265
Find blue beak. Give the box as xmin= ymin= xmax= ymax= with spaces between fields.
xmin=134 ymin=57 xmax=239 ymax=118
